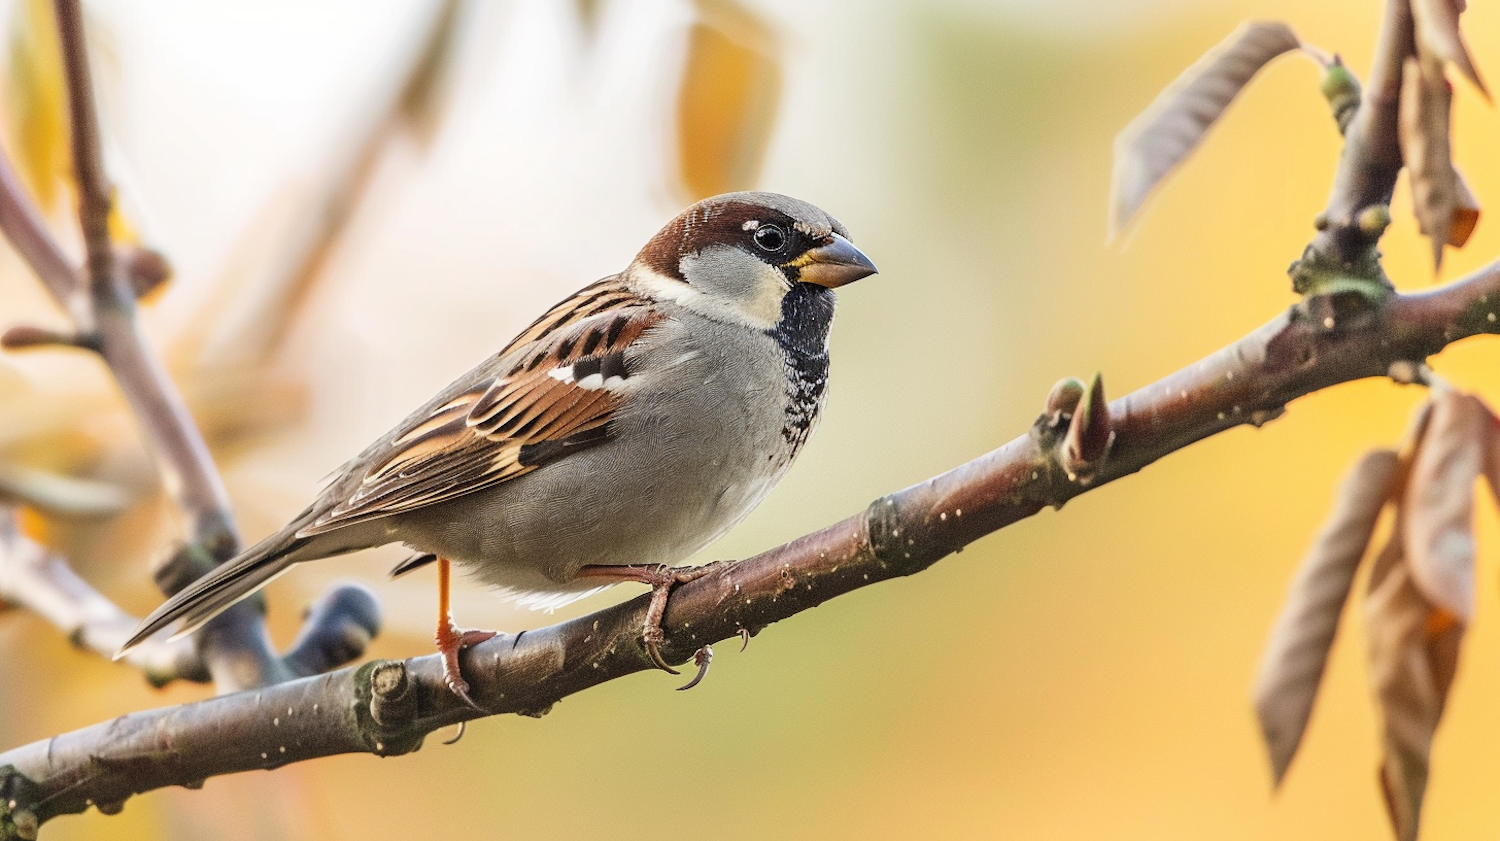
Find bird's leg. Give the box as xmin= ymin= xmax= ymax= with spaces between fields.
xmin=574 ymin=561 xmax=729 ymax=674
xmin=434 ymin=556 xmax=497 ymax=710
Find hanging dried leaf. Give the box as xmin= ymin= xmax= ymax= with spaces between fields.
xmin=1448 ymin=169 xmax=1480 ymax=247
xmin=1366 ymin=517 xmax=1464 ymax=841
xmin=4 ymin=0 xmax=67 ymax=210
xmin=1410 ymin=0 xmax=1488 ymax=97
xmin=1255 ymin=448 xmax=1399 ymax=787
xmin=675 ymin=0 xmax=782 ymax=201
xmin=1479 ymin=405 xmax=1500 ymax=510
xmin=1399 ymin=57 xmax=1460 ymax=270
xmin=1403 ymin=390 xmax=1483 ymax=621
xmin=1107 ymin=21 xmax=1303 ymax=241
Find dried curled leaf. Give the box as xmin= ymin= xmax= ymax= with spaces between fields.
xmin=1410 ymin=0 xmax=1488 ymax=97
xmin=1366 ymin=518 xmax=1464 ymax=841
xmin=1399 ymin=56 xmax=1460 ymax=270
xmin=675 ymin=0 xmax=781 ymax=201
xmin=1448 ymin=169 xmax=1480 ymax=247
xmin=1255 ymin=449 xmax=1399 ymax=787
xmin=1402 ymin=390 xmax=1484 ymax=621
xmin=1108 ymin=21 xmax=1303 ymax=241
xmin=1481 ymin=405 xmax=1500 ymax=507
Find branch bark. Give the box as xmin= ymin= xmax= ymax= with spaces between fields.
xmin=3 ymin=256 xmax=1499 ymax=833
xmin=1302 ymin=0 xmax=1413 ymax=286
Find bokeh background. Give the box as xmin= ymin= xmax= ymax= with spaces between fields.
xmin=2 ymin=0 xmax=1500 ymax=839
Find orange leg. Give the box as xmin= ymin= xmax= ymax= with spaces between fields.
xmin=434 ymin=557 xmax=497 ymax=710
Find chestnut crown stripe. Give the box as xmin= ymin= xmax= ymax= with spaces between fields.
xmin=634 ymin=197 xmax=849 ymax=282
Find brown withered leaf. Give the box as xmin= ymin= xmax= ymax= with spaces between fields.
xmin=1402 ymin=389 xmax=1483 ymax=621
xmin=1107 ymin=21 xmax=1303 ymax=241
xmin=1399 ymin=56 xmax=1460 ymax=270
xmin=1254 ymin=448 xmax=1400 ymax=787
xmin=1366 ymin=517 xmax=1464 ymax=841
xmin=675 ymin=0 xmax=781 ymax=201
xmin=1480 ymin=404 xmax=1500 ymax=509
xmin=1410 ymin=0 xmax=1488 ymax=98
xmin=1449 ymin=169 xmax=1480 ymax=247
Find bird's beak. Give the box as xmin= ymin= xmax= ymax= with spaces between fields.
xmin=793 ymin=232 xmax=878 ymax=288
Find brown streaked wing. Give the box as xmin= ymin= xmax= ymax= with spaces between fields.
xmin=296 ymin=283 xmax=665 ymax=536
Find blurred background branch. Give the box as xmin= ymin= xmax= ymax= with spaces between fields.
xmin=0 ymin=505 xmax=205 ymax=685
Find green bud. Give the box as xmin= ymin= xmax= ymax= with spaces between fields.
xmin=1320 ymin=58 xmax=1361 ymax=134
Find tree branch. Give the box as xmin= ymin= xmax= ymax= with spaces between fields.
xmin=0 ymin=147 xmax=77 ymax=310
xmin=0 ymin=508 xmax=207 ymax=686
xmin=3 ymin=254 xmax=1497 ymax=834
xmin=44 ymin=0 xmax=283 ymax=690
xmin=1303 ymin=0 xmax=1413 ymax=281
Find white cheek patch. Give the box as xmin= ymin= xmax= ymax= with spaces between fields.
xmin=631 ymin=266 xmax=699 ymax=306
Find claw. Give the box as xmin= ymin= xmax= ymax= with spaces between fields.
xmin=574 ymin=560 xmax=733 ymax=676
xmin=676 ymin=645 xmax=713 ymax=691
xmin=738 ymin=627 xmax=751 ymax=652
xmin=436 ymin=622 xmax=497 ymax=711
xmin=642 ymin=623 xmax=679 ymax=675
xmin=442 ymin=721 xmax=468 ymax=745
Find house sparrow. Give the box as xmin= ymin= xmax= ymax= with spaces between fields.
xmin=120 ymin=191 xmax=877 ymax=705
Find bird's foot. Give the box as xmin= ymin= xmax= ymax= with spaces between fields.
xmin=435 ymin=618 xmax=497 ymax=710
xmin=575 ymin=560 xmax=732 ymax=675
xmin=677 ymin=645 xmax=713 ymax=691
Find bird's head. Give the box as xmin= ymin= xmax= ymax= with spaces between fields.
xmin=628 ymin=192 xmax=877 ymax=329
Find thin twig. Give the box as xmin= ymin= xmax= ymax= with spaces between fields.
xmin=0 ymin=508 xmax=207 ymax=686
xmin=1309 ymin=0 xmax=1413 ymax=266
xmin=51 ymin=0 xmax=237 ymax=562
xmin=45 ymin=0 xmax=273 ymax=689
xmin=0 ymin=133 xmax=78 ymax=310
xmin=51 ymin=0 xmax=111 ymax=298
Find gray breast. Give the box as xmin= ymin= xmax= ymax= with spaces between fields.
xmin=411 ymin=308 xmax=826 ymax=596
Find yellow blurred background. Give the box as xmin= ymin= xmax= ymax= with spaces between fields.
xmin=3 ymin=0 xmax=1500 ymax=839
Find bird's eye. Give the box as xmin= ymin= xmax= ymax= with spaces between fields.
xmin=752 ymin=224 xmax=786 ymax=252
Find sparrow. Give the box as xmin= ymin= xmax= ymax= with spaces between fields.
xmin=120 ymin=191 xmax=877 ymax=706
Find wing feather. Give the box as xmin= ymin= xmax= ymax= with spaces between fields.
xmin=296 ymin=278 xmax=666 ymax=536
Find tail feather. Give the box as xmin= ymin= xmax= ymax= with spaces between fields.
xmin=116 ymin=526 xmax=311 ymax=656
